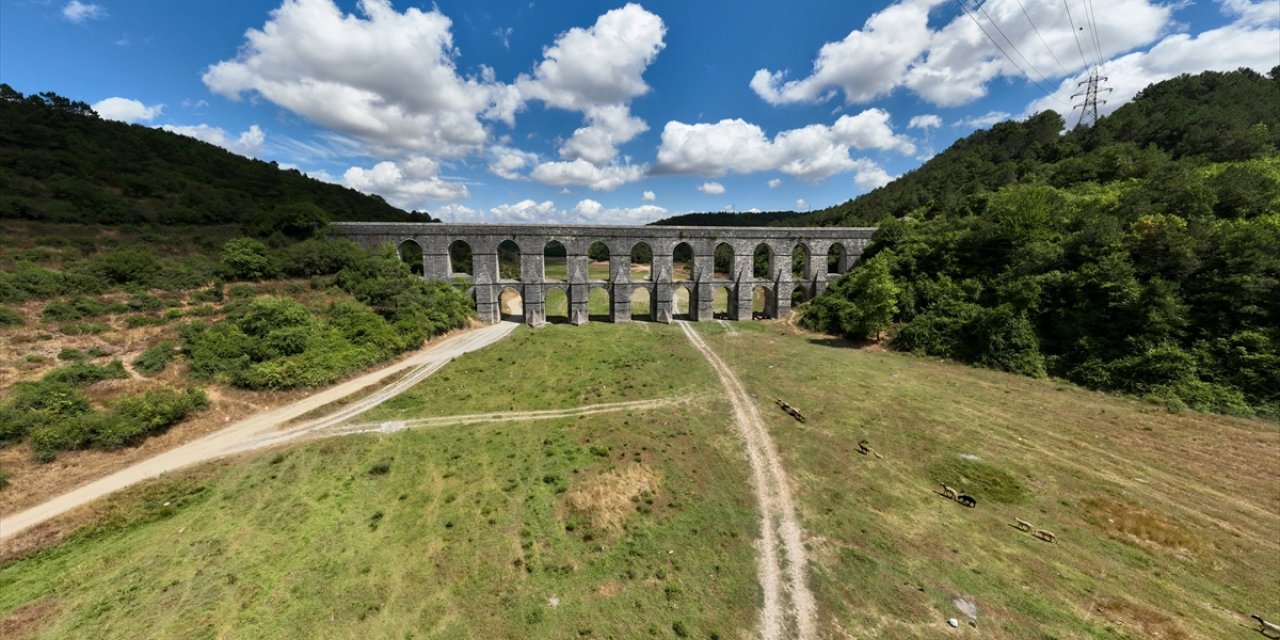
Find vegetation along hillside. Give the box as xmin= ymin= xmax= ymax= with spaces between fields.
xmin=802 ymin=67 xmax=1280 ymax=419
xmin=0 ymin=85 xmax=430 ymax=226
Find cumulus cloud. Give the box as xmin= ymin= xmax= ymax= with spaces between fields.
xmin=795 ymin=198 xmax=809 ymax=210
xmin=656 ymin=108 xmax=914 ymax=181
xmin=339 ymin=156 xmax=469 ymax=208
xmin=92 ymin=97 xmax=163 ymax=123
xmin=1026 ymin=10 xmax=1280 ymax=120
xmin=203 ymin=0 xmax=514 ymax=158
xmin=642 ymin=190 xmax=656 ymax=201
xmin=160 ymin=123 xmax=265 ymax=157
xmin=768 ymin=178 xmax=782 ymax=188
xmin=752 ymin=0 xmax=1174 ymax=108
xmin=954 ymin=111 xmax=1011 ymax=129
xmin=852 ymin=158 xmax=894 ymax=190
xmin=908 ymin=114 xmax=941 ymax=130
xmin=559 ymin=104 xmax=648 ymax=164
xmin=63 ymin=1 xmax=106 ymax=23
xmin=488 ymin=145 xmax=540 ymax=180
xmin=530 ymin=158 xmax=646 ymax=191
xmin=698 ymin=181 xmax=726 ymax=195
xmin=435 ymin=199 xmax=667 ymax=224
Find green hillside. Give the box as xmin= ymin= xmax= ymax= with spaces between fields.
xmin=0 ymin=85 xmax=420 ymax=226
xmin=801 ymin=68 xmax=1280 ymax=418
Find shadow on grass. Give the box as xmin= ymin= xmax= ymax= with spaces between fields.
xmin=806 ymin=335 xmax=879 ymax=350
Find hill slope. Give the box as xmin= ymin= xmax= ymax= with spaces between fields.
xmin=0 ymin=85 xmax=416 ymax=226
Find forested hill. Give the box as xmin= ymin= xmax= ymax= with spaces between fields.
xmin=801 ymin=66 xmax=1280 ymax=227
xmin=802 ymin=67 xmax=1280 ymax=418
xmin=648 ymin=210 xmax=808 ymax=227
xmin=0 ymin=85 xmax=420 ymax=226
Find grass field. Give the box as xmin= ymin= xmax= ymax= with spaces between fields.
xmin=2 ymin=321 xmax=1277 ymax=639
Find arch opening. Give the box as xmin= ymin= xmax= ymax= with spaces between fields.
xmin=713 ymin=242 xmax=734 ymax=280
xmin=713 ymin=285 xmax=732 ymax=319
xmin=791 ymin=285 xmax=807 ymax=310
xmin=791 ymin=243 xmax=810 ymax=279
xmin=544 ymin=240 xmax=566 ymax=282
xmin=827 ymin=243 xmax=847 ymax=275
xmin=629 ymin=287 xmax=652 ymax=321
xmin=498 ymin=287 xmax=523 ymax=321
xmin=498 ymin=240 xmax=522 ymax=281
xmin=397 ymin=239 xmax=424 ymax=276
xmin=545 ymin=285 xmax=569 ymax=324
xmin=587 ymin=241 xmax=611 ymax=282
xmin=753 ymin=243 xmax=773 ymax=279
xmin=672 ymin=285 xmax=692 ymax=320
xmin=630 ymin=242 xmax=653 ymax=281
xmin=588 ymin=287 xmax=612 ymax=322
xmin=673 ymin=242 xmax=693 ymax=282
xmin=448 ymin=240 xmax=473 ymax=277
xmin=752 ymin=286 xmax=773 ymax=319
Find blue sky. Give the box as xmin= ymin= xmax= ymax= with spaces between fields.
xmin=2 ymin=0 xmax=1277 ymax=223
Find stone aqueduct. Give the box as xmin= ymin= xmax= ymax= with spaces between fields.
xmin=331 ymin=223 xmax=875 ymax=326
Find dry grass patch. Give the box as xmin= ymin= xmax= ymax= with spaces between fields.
xmin=1084 ymin=497 xmax=1201 ymax=552
xmin=1094 ymin=596 xmax=1191 ymax=640
xmin=0 ymin=597 xmax=63 ymax=640
xmin=561 ymin=463 xmax=660 ymax=535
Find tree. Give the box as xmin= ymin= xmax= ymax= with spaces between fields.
xmin=221 ymin=237 xmax=273 ymax=281
xmin=838 ymin=252 xmax=900 ymax=340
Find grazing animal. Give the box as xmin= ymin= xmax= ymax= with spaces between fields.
xmin=1254 ymin=615 xmax=1280 ymax=638
xmin=956 ymin=494 xmax=977 ymax=508
xmin=940 ymin=483 xmax=958 ymax=500
xmin=856 ymin=440 xmax=883 ymax=459
xmin=1014 ymin=518 xmax=1033 ymax=532
xmin=1035 ymin=529 xmax=1056 ymax=543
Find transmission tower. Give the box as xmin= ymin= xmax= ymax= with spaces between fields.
xmin=1071 ymin=66 xmax=1112 ymax=128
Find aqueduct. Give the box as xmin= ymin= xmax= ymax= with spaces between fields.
xmin=331 ymin=223 xmax=874 ymax=326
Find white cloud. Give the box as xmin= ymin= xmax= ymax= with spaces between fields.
xmin=530 ymin=158 xmax=646 ymax=191
xmin=1219 ymin=0 xmax=1278 ymax=27
xmin=795 ymin=198 xmax=809 ymax=210
xmin=339 ymin=156 xmax=469 ymax=208
xmin=92 ymin=97 xmax=163 ymax=123
xmin=908 ymin=114 xmax=941 ymax=130
xmin=954 ymin=111 xmax=1011 ymax=129
xmin=752 ymin=0 xmax=1174 ymax=108
xmin=160 ymin=123 xmax=265 ymax=157
xmin=698 ymin=181 xmax=726 ymax=195
xmin=656 ymin=108 xmax=914 ymax=181
xmin=203 ymin=0 xmax=513 ymax=158
xmin=768 ymin=178 xmax=782 ymax=188
xmin=559 ymin=104 xmax=648 ymax=164
xmin=642 ymin=190 xmax=656 ymax=201
xmin=494 ymin=26 xmax=513 ymax=49
xmin=435 ymin=199 xmax=667 ymax=224
xmin=488 ymin=145 xmax=540 ymax=180
xmin=852 ymin=158 xmax=894 ymax=190
xmin=63 ymin=1 xmax=106 ymax=23
xmin=1026 ymin=12 xmax=1280 ymax=120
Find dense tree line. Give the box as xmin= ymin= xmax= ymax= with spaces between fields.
xmin=803 ymin=68 xmax=1280 ymax=417
xmin=0 ymin=84 xmax=421 ymax=225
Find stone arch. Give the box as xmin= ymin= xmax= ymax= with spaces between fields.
xmin=396 ymin=239 xmax=424 ymax=276
xmin=791 ymin=242 xmax=811 ymax=279
xmin=588 ymin=286 xmax=612 ymax=322
xmin=498 ymin=239 xmax=522 ymax=281
xmin=498 ymin=286 xmax=523 ymax=321
xmin=790 ymin=285 xmax=807 ymax=309
xmin=672 ymin=284 xmax=692 ymax=320
xmin=827 ymin=242 xmax=847 ymax=275
xmin=672 ymin=241 xmax=693 ymax=282
xmin=630 ymin=286 xmax=651 ymax=321
xmin=544 ymin=240 xmax=567 ymax=281
xmin=714 ymin=242 xmax=734 ymax=280
xmin=545 ymin=285 xmax=569 ymax=323
xmin=752 ymin=285 xmax=773 ymax=318
xmin=753 ymin=242 xmax=773 ymax=279
xmin=630 ymin=241 xmax=653 ymax=281
xmin=713 ymin=284 xmax=733 ymax=318
xmin=588 ymin=241 xmax=611 ymax=281
xmin=448 ymin=239 xmax=473 ymax=276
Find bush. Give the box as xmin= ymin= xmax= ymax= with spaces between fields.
xmin=61 ymin=322 xmax=108 ymax=335
xmin=58 ymin=347 xmax=86 ymax=361
xmin=42 ymin=295 xmax=125 ymax=321
xmin=227 ymin=283 xmax=257 ymax=300
xmin=102 ymin=387 xmax=208 ymax=448
xmin=0 ymin=306 xmax=24 ymax=327
xmin=134 ymin=340 xmax=177 ymax=376
xmin=43 ymin=359 xmax=128 ymax=385
xmin=221 ymin=237 xmax=274 ymax=281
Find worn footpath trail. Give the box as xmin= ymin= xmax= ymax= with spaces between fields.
xmin=677 ymin=320 xmax=815 ymax=640
xmin=0 ymin=321 xmax=518 ymax=542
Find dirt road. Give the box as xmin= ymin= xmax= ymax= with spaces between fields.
xmin=676 ymin=321 xmax=815 ymax=640
xmin=0 ymin=321 xmax=518 ymax=542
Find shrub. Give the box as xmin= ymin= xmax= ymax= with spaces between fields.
xmin=101 ymin=387 xmax=208 ymax=448
xmin=134 ymin=340 xmax=177 ymax=376
xmin=42 ymin=296 xmax=125 ymax=321
xmin=43 ymin=359 xmax=128 ymax=385
xmin=221 ymin=237 xmax=274 ymax=281
xmin=61 ymin=322 xmax=108 ymax=335
xmin=125 ymin=314 xmax=167 ymax=328
xmin=0 ymin=306 xmax=24 ymax=327
xmin=227 ymin=283 xmax=257 ymax=300
xmin=58 ymin=347 xmax=86 ymax=361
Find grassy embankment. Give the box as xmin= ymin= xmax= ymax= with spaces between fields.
xmin=3 ymin=320 xmax=1275 ymax=638
xmin=0 ymin=324 xmax=762 ymax=640
xmin=704 ymin=321 xmax=1280 ymax=639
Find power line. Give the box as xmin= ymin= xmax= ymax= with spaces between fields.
xmin=1013 ymin=0 xmax=1070 ymax=75
xmin=952 ymin=0 xmax=1068 ymax=106
xmin=1062 ymin=0 xmax=1091 ymax=69
xmin=1083 ymin=0 xmax=1105 ymax=67
xmin=977 ymin=2 xmax=1061 ymax=91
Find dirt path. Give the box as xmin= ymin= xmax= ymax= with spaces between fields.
xmin=0 ymin=321 xmax=519 ymax=542
xmin=676 ymin=321 xmax=815 ymax=640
